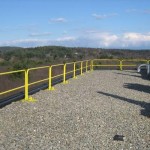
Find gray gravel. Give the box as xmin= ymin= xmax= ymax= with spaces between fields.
xmin=0 ymin=70 xmax=150 ymax=150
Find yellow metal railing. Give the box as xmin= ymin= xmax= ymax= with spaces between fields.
xmin=49 ymin=64 xmax=64 ymax=90
xmin=0 ymin=70 xmax=25 ymax=95
xmin=24 ymin=66 xmax=50 ymax=101
xmin=0 ymin=59 xmax=149 ymax=102
xmin=93 ymin=59 xmax=149 ymax=71
xmin=121 ymin=59 xmax=148 ymax=70
xmin=93 ymin=59 xmax=121 ymax=70
xmin=0 ymin=60 xmax=91 ymax=101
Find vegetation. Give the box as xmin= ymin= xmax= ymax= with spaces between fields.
xmin=0 ymin=46 xmax=150 ymax=73
xmin=0 ymin=46 xmax=149 ymax=98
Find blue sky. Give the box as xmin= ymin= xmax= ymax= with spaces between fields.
xmin=0 ymin=0 xmax=150 ymax=49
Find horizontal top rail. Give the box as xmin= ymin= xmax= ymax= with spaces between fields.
xmin=122 ymin=59 xmax=148 ymax=62
xmin=93 ymin=64 xmax=120 ymax=66
xmin=65 ymin=62 xmax=74 ymax=65
xmin=51 ymin=64 xmax=64 ymax=67
xmin=75 ymin=61 xmax=83 ymax=63
xmin=93 ymin=59 xmax=120 ymax=61
xmin=28 ymin=66 xmax=49 ymax=71
xmin=82 ymin=59 xmax=91 ymax=62
xmin=0 ymin=70 xmax=25 ymax=75
xmin=1 ymin=58 xmax=150 ymax=104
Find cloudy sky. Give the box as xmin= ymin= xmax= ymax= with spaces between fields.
xmin=0 ymin=0 xmax=150 ymax=49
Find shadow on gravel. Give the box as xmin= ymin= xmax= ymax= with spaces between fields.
xmin=123 ymin=70 xmax=138 ymax=74
xmin=115 ymin=72 xmax=150 ymax=80
xmin=97 ymin=91 xmax=150 ymax=118
xmin=124 ymin=83 xmax=150 ymax=94
xmin=0 ymin=73 xmax=77 ymax=108
xmin=115 ymin=72 xmax=141 ymax=78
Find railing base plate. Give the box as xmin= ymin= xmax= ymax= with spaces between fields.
xmin=22 ymin=97 xmax=37 ymax=102
xmin=63 ymin=81 xmax=69 ymax=84
xmin=48 ymin=87 xmax=55 ymax=91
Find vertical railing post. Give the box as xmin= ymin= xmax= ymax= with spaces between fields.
xmin=90 ymin=60 xmax=93 ymax=71
xmin=120 ymin=60 xmax=123 ymax=71
xmin=86 ymin=61 xmax=88 ymax=72
xmin=48 ymin=66 xmax=54 ymax=90
xmin=81 ymin=61 xmax=83 ymax=75
xmin=63 ymin=64 xmax=68 ymax=84
xmin=24 ymin=69 xmax=36 ymax=102
xmin=25 ymin=69 xmax=29 ymax=100
xmin=73 ymin=62 xmax=77 ymax=79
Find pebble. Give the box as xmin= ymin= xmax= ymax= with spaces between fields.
xmin=0 ymin=70 xmax=150 ymax=150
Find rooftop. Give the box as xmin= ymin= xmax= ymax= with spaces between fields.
xmin=0 ymin=70 xmax=150 ymax=149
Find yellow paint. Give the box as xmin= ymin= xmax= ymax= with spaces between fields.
xmin=1 ymin=59 xmax=149 ymax=103
xmin=63 ymin=64 xmax=68 ymax=84
xmin=22 ymin=96 xmax=37 ymax=102
xmin=48 ymin=66 xmax=55 ymax=90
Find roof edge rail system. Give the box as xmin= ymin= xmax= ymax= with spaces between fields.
xmin=0 ymin=59 xmax=149 ymax=107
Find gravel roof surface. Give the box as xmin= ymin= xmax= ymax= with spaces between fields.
xmin=0 ymin=70 xmax=150 ymax=150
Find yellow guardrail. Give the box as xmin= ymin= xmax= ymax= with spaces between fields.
xmin=93 ymin=59 xmax=121 ymax=70
xmin=93 ymin=59 xmax=149 ymax=70
xmin=0 ymin=59 xmax=149 ymax=102
xmin=0 ymin=70 xmax=25 ymax=95
xmin=121 ymin=59 xmax=148 ymax=67
xmin=0 ymin=60 xmax=92 ymax=102
xmin=24 ymin=66 xmax=50 ymax=101
xmin=49 ymin=64 xmax=64 ymax=91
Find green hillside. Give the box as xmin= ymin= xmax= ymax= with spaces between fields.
xmin=0 ymin=46 xmax=150 ymax=72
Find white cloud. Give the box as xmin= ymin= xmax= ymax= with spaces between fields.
xmin=56 ymin=36 xmax=76 ymax=42
xmin=49 ymin=17 xmax=67 ymax=23
xmin=122 ymin=32 xmax=150 ymax=47
xmin=0 ymin=39 xmax=50 ymax=47
xmin=0 ymin=36 xmax=76 ymax=48
xmin=82 ymin=31 xmax=118 ymax=47
xmin=92 ymin=13 xmax=106 ymax=19
xmin=92 ymin=13 xmax=118 ymax=19
xmin=1 ymin=32 xmax=150 ymax=49
xmin=29 ymin=32 xmax=52 ymax=37
xmin=80 ymin=31 xmax=150 ymax=48
xmin=123 ymin=32 xmax=150 ymax=41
